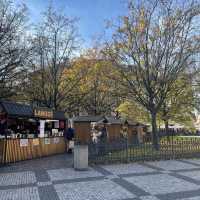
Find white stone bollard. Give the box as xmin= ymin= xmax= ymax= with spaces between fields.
xmin=74 ymin=145 xmax=88 ymax=170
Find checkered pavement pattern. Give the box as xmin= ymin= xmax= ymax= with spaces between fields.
xmin=1 ymin=154 xmax=200 ymax=199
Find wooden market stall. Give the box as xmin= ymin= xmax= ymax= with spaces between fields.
xmin=72 ymin=115 xmax=147 ymax=143
xmin=73 ymin=116 xmax=103 ymax=143
xmin=0 ymin=101 xmax=67 ymax=164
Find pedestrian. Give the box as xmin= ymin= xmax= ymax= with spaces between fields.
xmin=64 ymin=126 xmax=75 ymax=153
xmin=99 ymin=119 xmax=109 ymax=154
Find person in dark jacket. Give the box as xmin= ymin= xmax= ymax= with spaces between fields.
xmin=99 ymin=119 xmax=109 ymax=154
xmin=64 ymin=126 xmax=75 ymax=153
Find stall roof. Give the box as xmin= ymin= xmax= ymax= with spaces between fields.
xmin=73 ymin=115 xmax=104 ymax=123
xmin=1 ymin=101 xmax=33 ymax=117
xmin=97 ymin=116 xmax=122 ymax=124
xmin=0 ymin=101 xmax=66 ymax=120
xmin=73 ymin=115 xmax=146 ymax=126
xmin=53 ymin=111 xmax=66 ymax=120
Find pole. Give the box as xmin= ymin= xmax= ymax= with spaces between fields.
xmin=3 ymin=115 xmax=8 ymax=165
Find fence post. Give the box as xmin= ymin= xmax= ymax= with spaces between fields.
xmin=172 ymin=133 xmax=174 ymax=159
xmin=126 ymin=138 xmax=129 ymax=163
xmin=3 ymin=137 xmax=7 ymax=165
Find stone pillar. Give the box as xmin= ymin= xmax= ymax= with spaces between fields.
xmin=74 ymin=145 xmax=88 ymax=170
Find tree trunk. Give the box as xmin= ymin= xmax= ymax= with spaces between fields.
xmin=164 ymin=120 xmax=170 ymax=142
xmin=151 ymin=111 xmax=159 ymax=150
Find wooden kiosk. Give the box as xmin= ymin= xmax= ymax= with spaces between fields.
xmin=0 ymin=101 xmax=67 ymax=164
xmin=73 ymin=115 xmax=147 ymax=143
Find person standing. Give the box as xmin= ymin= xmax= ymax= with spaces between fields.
xmin=64 ymin=126 xmax=75 ymax=153
xmin=99 ymin=120 xmax=109 ymax=155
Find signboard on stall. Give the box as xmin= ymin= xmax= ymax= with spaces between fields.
xmin=53 ymin=137 xmax=60 ymax=144
xmin=34 ymin=109 xmax=53 ymax=119
xmin=20 ymin=139 xmax=28 ymax=147
xmin=44 ymin=138 xmax=50 ymax=145
xmin=33 ymin=138 xmax=39 ymax=146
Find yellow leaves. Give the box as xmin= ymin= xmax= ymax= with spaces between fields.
xmin=116 ymin=101 xmax=132 ymax=114
xmin=137 ymin=7 xmax=147 ymax=33
xmin=116 ymin=100 xmax=149 ymax=123
xmin=137 ymin=19 xmax=146 ymax=33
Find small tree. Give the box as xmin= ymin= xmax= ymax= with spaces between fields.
xmin=105 ymin=0 xmax=200 ymax=149
xmin=159 ymin=73 xmax=195 ymax=135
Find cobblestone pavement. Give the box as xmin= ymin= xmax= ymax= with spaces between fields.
xmin=1 ymin=155 xmax=200 ymax=199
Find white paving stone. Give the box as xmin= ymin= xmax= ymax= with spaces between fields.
xmin=101 ymin=163 xmax=155 ymax=175
xmin=47 ymin=168 xmax=103 ymax=181
xmin=140 ymin=196 xmax=160 ymax=200
xmin=54 ymin=179 xmax=135 ymax=200
xmin=0 ymin=187 xmax=40 ymax=200
xmin=178 ymin=170 xmax=200 ymax=181
xmin=147 ymin=160 xmax=199 ymax=171
xmin=125 ymin=174 xmax=200 ymax=195
xmin=0 ymin=171 xmax=36 ymax=186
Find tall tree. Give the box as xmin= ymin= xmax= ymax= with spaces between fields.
xmin=104 ymin=0 xmax=200 ymax=149
xmin=0 ymin=0 xmax=29 ymax=99
xmin=28 ymin=5 xmax=80 ymax=110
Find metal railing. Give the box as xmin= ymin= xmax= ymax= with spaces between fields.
xmin=88 ymin=137 xmax=200 ymax=164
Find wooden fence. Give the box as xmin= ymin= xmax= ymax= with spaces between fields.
xmin=0 ymin=137 xmax=66 ymax=164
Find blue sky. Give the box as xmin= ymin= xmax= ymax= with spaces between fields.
xmin=15 ymin=0 xmax=127 ymax=47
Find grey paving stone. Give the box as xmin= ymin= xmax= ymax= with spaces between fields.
xmin=0 ymin=171 xmax=36 ymax=186
xmin=157 ymin=188 xmax=200 ymax=200
xmin=0 ymin=154 xmax=73 ymax=173
xmin=119 ymin=171 xmax=162 ymax=178
xmin=105 ymin=174 xmax=120 ymax=180
xmin=47 ymin=167 xmax=103 ymax=181
xmin=2 ymin=156 xmax=200 ymax=200
xmin=52 ymin=176 xmax=104 ymax=185
xmin=124 ymin=174 xmax=200 ymax=195
xmin=181 ymin=159 xmax=200 ymax=166
xmin=0 ymin=186 xmax=40 ymax=200
xmin=37 ymin=181 xmax=52 ymax=187
xmin=38 ymin=185 xmax=59 ymax=200
xmin=34 ymin=170 xmax=50 ymax=182
xmin=147 ymin=160 xmax=199 ymax=171
xmin=112 ymin=178 xmax=149 ymax=196
xmin=92 ymin=165 xmax=113 ymax=175
xmin=178 ymin=197 xmax=200 ymax=200
xmin=140 ymin=162 xmax=164 ymax=171
xmin=101 ymin=163 xmax=155 ymax=175
xmin=171 ymin=173 xmax=200 ymax=185
xmin=0 ymin=183 xmax=36 ymax=190
xmin=178 ymin=170 xmax=200 ymax=182
xmin=54 ymin=179 xmax=136 ymax=200
xmin=160 ymin=170 xmax=171 ymax=174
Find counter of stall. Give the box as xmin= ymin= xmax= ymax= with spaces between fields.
xmin=0 ymin=101 xmax=67 ymax=164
